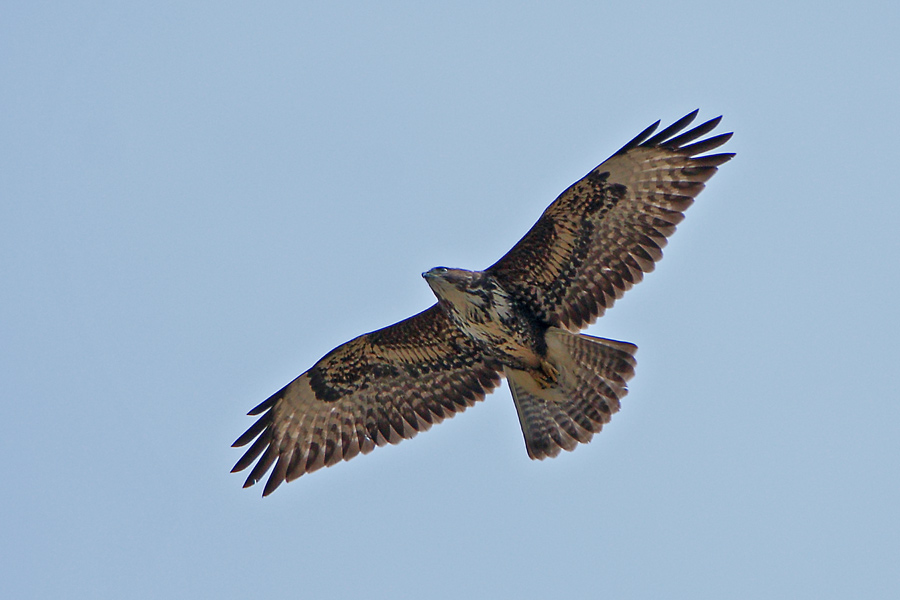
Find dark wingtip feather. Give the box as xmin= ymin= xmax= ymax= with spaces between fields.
xmin=231 ymin=429 xmax=272 ymax=473
xmin=243 ymin=446 xmax=277 ymax=489
xmin=262 ymin=459 xmax=288 ymax=496
xmin=232 ymin=415 xmax=269 ymax=447
xmin=689 ymin=152 xmax=735 ymax=167
xmin=613 ymin=119 xmax=660 ymax=156
xmin=680 ymin=132 xmax=733 ymax=155
xmin=664 ymin=115 xmax=723 ymax=148
xmin=641 ymin=109 xmax=699 ymax=147
xmin=248 ymin=394 xmax=277 ymax=416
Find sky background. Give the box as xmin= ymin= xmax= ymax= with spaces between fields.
xmin=3 ymin=2 xmax=899 ymax=598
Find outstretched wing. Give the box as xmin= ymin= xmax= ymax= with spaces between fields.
xmin=487 ymin=110 xmax=734 ymax=331
xmin=231 ymin=305 xmax=502 ymax=495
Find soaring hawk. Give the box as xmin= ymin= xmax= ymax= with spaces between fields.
xmin=232 ymin=110 xmax=734 ymax=495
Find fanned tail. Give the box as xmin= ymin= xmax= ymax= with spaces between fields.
xmin=505 ymin=328 xmax=637 ymax=460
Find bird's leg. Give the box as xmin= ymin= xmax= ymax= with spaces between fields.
xmin=532 ymin=360 xmax=559 ymax=389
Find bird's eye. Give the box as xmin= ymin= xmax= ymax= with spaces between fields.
xmin=435 ymin=267 xmax=448 ymax=274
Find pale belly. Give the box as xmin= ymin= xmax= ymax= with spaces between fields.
xmin=451 ymin=303 xmax=545 ymax=370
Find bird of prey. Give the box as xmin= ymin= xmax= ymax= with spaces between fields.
xmin=232 ymin=110 xmax=734 ymax=495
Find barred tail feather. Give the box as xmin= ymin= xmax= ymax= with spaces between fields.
xmin=506 ymin=328 xmax=637 ymax=460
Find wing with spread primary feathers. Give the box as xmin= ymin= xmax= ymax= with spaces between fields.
xmin=487 ymin=110 xmax=734 ymax=331
xmin=231 ymin=305 xmax=502 ymax=495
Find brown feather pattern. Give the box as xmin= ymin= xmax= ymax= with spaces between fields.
xmin=507 ymin=332 xmax=637 ymax=459
xmin=232 ymin=305 xmax=501 ymax=495
xmin=487 ymin=112 xmax=734 ymax=330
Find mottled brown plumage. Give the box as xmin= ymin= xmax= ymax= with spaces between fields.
xmin=487 ymin=111 xmax=733 ymax=330
xmin=232 ymin=110 xmax=734 ymax=494
xmin=232 ymin=306 xmax=502 ymax=496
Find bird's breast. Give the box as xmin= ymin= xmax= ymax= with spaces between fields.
xmin=443 ymin=289 xmax=544 ymax=370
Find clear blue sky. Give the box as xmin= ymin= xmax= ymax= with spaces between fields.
xmin=3 ymin=2 xmax=899 ymax=598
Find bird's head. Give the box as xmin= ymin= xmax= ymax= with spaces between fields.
xmin=422 ymin=267 xmax=496 ymax=310
xmin=422 ymin=266 xmax=483 ymax=290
